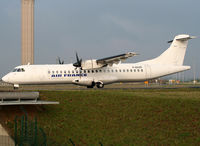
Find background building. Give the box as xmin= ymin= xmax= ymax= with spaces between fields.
xmin=21 ymin=0 xmax=34 ymax=65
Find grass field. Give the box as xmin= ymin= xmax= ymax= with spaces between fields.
xmin=2 ymin=88 xmax=200 ymax=145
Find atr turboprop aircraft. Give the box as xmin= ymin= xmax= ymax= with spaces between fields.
xmin=2 ymin=34 xmax=195 ymax=89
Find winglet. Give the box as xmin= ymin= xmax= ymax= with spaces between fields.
xmin=126 ymin=52 xmax=138 ymax=57
xmin=190 ymin=36 xmax=197 ymax=39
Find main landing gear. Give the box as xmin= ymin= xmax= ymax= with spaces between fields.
xmin=87 ymin=82 xmax=104 ymax=88
xmin=96 ymin=82 xmax=104 ymax=88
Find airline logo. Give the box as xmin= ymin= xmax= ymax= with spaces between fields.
xmin=51 ymin=74 xmax=87 ymax=78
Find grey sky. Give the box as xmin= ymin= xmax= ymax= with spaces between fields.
xmin=0 ymin=0 xmax=199 ymax=80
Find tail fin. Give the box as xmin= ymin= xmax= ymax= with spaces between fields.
xmin=142 ymin=34 xmax=196 ymax=65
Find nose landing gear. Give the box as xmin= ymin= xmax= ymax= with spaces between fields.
xmin=13 ymin=84 xmax=19 ymax=90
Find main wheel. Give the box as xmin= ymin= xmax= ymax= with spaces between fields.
xmin=96 ymin=83 xmax=104 ymax=88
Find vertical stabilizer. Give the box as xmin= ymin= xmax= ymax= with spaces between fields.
xmin=141 ymin=34 xmax=196 ymax=65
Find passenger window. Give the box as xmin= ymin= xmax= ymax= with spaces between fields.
xmin=137 ymin=69 xmax=140 ymax=72
xmin=68 ymin=71 xmax=70 ymax=74
xmin=88 ymin=70 xmax=90 ymax=73
xmin=99 ymin=70 xmax=102 ymax=72
xmin=48 ymin=71 xmax=50 ymax=74
xmin=119 ymin=69 xmax=121 ymax=72
xmin=80 ymin=70 xmax=82 ymax=73
xmin=141 ymin=69 xmax=143 ymax=72
xmin=115 ymin=69 xmax=118 ymax=72
xmin=123 ymin=69 xmax=125 ymax=72
xmin=107 ymin=70 xmax=110 ymax=72
xmin=76 ymin=70 xmax=78 ymax=73
xmin=56 ymin=71 xmax=58 ymax=74
xmin=130 ymin=69 xmax=132 ymax=72
xmin=111 ymin=70 xmax=114 ymax=72
xmin=60 ymin=71 xmax=62 ymax=73
xmin=96 ymin=70 xmax=98 ymax=73
xmin=134 ymin=69 xmax=136 ymax=72
xmin=127 ymin=69 xmax=129 ymax=72
xmin=52 ymin=71 xmax=55 ymax=74
xmin=64 ymin=71 xmax=66 ymax=74
xmin=72 ymin=70 xmax=74 ymax=73
xmin=84 ymin=70 xmax=86 ymax=73
xmin=92 ymin=70 xmax=94 ymax=73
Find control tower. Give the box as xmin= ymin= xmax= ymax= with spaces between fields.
xmin=21 ymin=0 xmax=34 ymax=65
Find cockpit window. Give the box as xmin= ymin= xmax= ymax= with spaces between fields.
xmin=13 ymin=69 xmax=18 ymax=72
xmin=13 ymin=68 xmax=25 ymax=72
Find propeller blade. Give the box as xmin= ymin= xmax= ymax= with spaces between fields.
xmin=73 ymin=52 xmax=82 ymax=67
xmin=58 ymin=57 xmax=61 ymax=64
xmin=76 ymin=52 xmax=79 ymax=61
xmin=57 ymin=57 xmax=64 ymax=64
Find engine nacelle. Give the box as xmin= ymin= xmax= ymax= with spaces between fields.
xmin=72 ymin=78 xmax=94 ymax=86
xmin=81 ymin=59 xmax=104 ymax=70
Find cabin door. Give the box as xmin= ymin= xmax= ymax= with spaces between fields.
xmin=145 ymin=64 xmax=151 ymax=80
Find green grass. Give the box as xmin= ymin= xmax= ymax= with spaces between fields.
xmin=4 ymin=88 xmax=200 ymax=145
xmin=27 ymin=88 xmax=200 ymax=145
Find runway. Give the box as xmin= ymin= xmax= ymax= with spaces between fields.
xmin=0 ymin=82 xmax=199 ymax=91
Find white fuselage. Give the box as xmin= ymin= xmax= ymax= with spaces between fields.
xmin=2 ymin=63 xmax=190 ymax=86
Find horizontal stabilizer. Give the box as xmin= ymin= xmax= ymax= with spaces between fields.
xmin=176 ymin=36 xmax=196 ymax=41
xmin=168 ymin=35 xmax=196 ymax=43
xmin=168 ymin=40 xmax=173 ymax=43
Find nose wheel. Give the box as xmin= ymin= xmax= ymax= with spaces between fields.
xmin=13 ymin=84 xmax=19 ymax=90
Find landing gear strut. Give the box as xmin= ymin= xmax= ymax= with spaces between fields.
xmin=87 ymin=82 xmax=95 ymax=88
xmin=87 ymin=85 xmax=94 ymax=88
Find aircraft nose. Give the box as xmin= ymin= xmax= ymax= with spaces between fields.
xmin=2 ymin=75 xmax=9 ymax=83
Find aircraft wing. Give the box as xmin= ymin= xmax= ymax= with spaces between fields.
xmin=96 ymin=52 xmax=138 ymax=66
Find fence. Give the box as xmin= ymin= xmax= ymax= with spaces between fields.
xmin=14 ymin=113 xmax=47 ymax=146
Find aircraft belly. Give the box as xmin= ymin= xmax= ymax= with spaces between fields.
xmin=93 ymin=74 xmax=118 ymax=84
xmin=93 ymin=72 xmax=146 ymax=84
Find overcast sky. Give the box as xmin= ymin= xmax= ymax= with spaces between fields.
xmin=0 ymin=0 xmax=199 ymax=80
